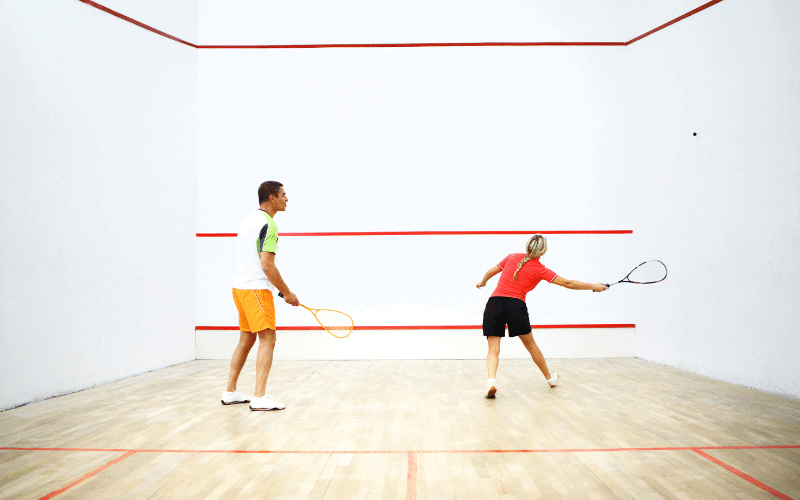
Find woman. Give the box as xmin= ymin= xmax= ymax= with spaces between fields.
xmin=476 ymin=234 xmax=607 ymax=397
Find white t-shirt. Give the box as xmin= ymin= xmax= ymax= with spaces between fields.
xmin=231 ymin=209 xmax=278 ymax=290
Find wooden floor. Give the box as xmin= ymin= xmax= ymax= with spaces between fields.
xmin=1 ymin=358 xmax=799 ymax=499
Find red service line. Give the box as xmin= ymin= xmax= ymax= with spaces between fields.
xmin=196 ymin=324 xmax=636 ymax=331
xmin=197 ymin=230 xmax=633 ymax=237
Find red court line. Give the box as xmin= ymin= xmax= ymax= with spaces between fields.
xmin=78 ymin=0 xmax=725 ymax=50
xmin=195 ymin=324 xmax=636 ymax=331
xmin=626 ymin=0 xmax=725 ymax=45
xmin=199 ymin=42 xmax=625 ymax=49
xmin=692 ymin=449 xmax=793 ymax=500
xmin=38 ymin=450 xmax=136 ymax=500
xmin=77 ymin=0 xmax=197 ymax=48
xmin=406 ymin=452 xmax=418 ymax=500
xmin=197 ymin=230 xmax=633 ymax=237
xmin=6 ymin=445 xmax=798 ymax=455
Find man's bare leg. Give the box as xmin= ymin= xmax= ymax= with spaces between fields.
xmin=226 ymin=331 xmax=257 ymax=392
xmin=254 ymin=328 xmax=276 ymax=398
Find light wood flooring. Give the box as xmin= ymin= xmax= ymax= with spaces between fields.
xmin=1 ymin=358 xmax=799 ymax=499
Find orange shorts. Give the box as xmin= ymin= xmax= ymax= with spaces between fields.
xmin=232 ymin=288 xmax=276 ymax=333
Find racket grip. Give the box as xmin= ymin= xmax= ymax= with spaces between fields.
xmin=278 ymin=292 xmax=284 ymax=298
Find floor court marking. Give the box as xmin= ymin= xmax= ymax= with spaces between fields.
xmin=8 ymin=445 xmax=796 ymax=500
xmin=36 ymin=450 xmax=136 ymax=500
xmin=406 ymin=452 xmax=417 ymax=500
xmin=691 ymin=449 xmax=793 ymax=500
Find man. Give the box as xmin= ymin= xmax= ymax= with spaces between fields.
xmin=221 ymin=181 xmax=300 ymax=411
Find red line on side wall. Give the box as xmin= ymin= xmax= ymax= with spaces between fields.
xmin=626 ymin=0 xmax=725 ymax=45
xmin=38 ymin=451 xmax=136 ymax=500
xmin=196 ymin=324 xmax=636 ymax=331
xmin=691 ymin=449 xmax=793 ymax=500
xmin=77 ymin=0 xmax=198 ymax=48
xmin=197 ymin=230 xmax=633 ymax=237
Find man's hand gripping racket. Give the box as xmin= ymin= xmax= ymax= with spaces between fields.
xmin=604 ymin=260 xmax=668 ymax=288
xmin=279 ymin=292 xmax=354 ymax=339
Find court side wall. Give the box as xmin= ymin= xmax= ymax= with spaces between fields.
xmin=0 ymin=0 xmax=198 ymax=410
xmin=196 ymin=43 xmax=640 ymax=359
xmin=627 ymin=1 xmax=800 ymax=398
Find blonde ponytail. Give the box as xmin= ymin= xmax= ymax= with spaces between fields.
xmin=513 ymin=234 xmax=548 ymax=281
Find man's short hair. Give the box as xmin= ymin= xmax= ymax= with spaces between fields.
xmin=258 ymin=181 xmax=283 ymax=204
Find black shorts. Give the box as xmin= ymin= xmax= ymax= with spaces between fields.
xmin=482 ymin=296 xmax=532 ymax=337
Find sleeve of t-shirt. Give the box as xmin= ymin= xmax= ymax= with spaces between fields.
xmin=542 ymin=267 xmax=558 ymax=283
xmin=258 ymin=223 xmax=279 ymax=254
xmin=497 ymin=254 xmax=512 ymax=270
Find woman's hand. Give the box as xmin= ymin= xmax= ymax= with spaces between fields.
xmin=591 ymin=283 xmax=609 ymax=292
xmin=476 ymin=281 xmax=487 ymax=289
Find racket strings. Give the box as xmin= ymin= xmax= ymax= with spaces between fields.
xmin=627 ymin=261 xmax=667 ymax=283
xmin=312 ymin=309 xmax=354 ymax=338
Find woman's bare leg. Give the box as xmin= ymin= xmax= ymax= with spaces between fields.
xmin=518 ymin=333 xmax=552 ymax=380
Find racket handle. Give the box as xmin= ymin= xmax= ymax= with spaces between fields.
xmin=278 ymin=292 xmax=284 ymax=298
xmin=603 ymin=284 xmax=610 ymax=287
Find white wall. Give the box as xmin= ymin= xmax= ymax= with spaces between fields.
xmin=627 ymin=0 xmax=800 ymax=397
xmin=0 ymin=0 xmax=198 ymax=410
xmin=195 ymin=45 xmax=640 ymax=359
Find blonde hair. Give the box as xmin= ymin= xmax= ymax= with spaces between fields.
xmin=513 ymin=234 xmax=548 ymax=281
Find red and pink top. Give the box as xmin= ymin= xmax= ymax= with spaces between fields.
xmin=490 ymin=253 xmax=558 ymax=302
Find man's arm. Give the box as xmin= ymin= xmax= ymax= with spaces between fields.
xmin=261 ymin=251 xmax=300 ymax=306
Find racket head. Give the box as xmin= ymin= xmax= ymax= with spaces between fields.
xmin=307 ymin=307 xmax=354 ymax=339
xmin=625 ymin=260 xmax=668 ymax=284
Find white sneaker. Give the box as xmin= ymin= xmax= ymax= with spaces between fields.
xmin=221 ymin=390 xmax=250 ymax=405
xmin=547 ymin=372 xmax=559 ymax=388
xmin=485 ymin=379 xmax=497 ymax=399
xmin=250 ymin=394 xmax=286 ymax=411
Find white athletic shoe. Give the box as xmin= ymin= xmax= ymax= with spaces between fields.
xmin=547 ymin=372 xmax=559 ymax=388
xmin=485 ymin=379 xmax=497 ymax=399
xmin=221 ymin=390 xmax=250 ymax=405
xmin=250 ymin=394 xmax=286 ymax=411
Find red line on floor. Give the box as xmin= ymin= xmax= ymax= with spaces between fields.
xmin=77 ymin=0 xmax=197 ymax=48
xmin=626 ymin=0 xmax=725 ymax=45
xmin=197 ymin=230 xmax=633 ymax=237
xmin=406 ymin=452 xmax=418 ymax=500
xmin=691 ymin=449 xmax=792 ymax=500
xmin=5 ymin=445 xmax=798 ymax=455
xmin=38 ymin=451 xmax=136 ymax=500
xmin=195 ymin=324 xmax=636 ymax=331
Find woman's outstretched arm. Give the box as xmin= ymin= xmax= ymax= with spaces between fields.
xmin=477 ymin=266 xmax=502 ymax=288
xmin=551 ymin=276 xmax=608 ymax=292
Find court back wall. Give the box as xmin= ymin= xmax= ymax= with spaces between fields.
xmin=0 ymin=0 xmax=198 ymax=411
xmin=195 ymin=47 xmax=639 ymax=345
xmin=196 ymin=1 xmax=800 ymax=398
